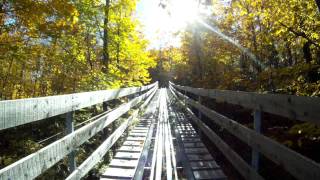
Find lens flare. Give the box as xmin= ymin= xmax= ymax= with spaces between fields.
xmin=197 ymin=19 xmax=266 ymax=69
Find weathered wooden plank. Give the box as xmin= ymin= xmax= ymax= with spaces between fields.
xmin=117 ymin=146 xmax=143 ymax=152
xmin=132 ymin=127 xmax=149 ymax=131
xmin=179 ymin=129 xmax=197 ymax=132
xmin=181 ymin=134 xmax=199 ymax=138
xmin=195 ymin=123 xmax=260 ymax=178
xmin=126 ymin=137 xmax=146 ymax=141
xmin=165 ymin=89 xmax=179 ymax=180
xmin=194 ymin=115 xmax=263 ymax=180
xmin=178 ymin=128 xmax=195 ymax=131
xmin=65 ymin=111 xmax=76 ymax=172
xmin=86 ymin=116 xmax=139 ymax=178
xmin=130 ymin=129 xmax=149 ymax=133
xmin=183 ymin=142 xmax=205 ymax=148
xmin=184 ymin=148 xmax=209 ymax=154
xmin=135 ymin=125 xmax=150 ymax=128
xmin=172 ymin=87 xmax=320 ymax=180
xmin=155 ymin=90 xmax=164 ymax=180
xmin=171 ymin=82 xmax=320 ymax=125
xmin=123 ymin=141 xmax=144 ymax=146
xmin=169 ymin=87 xmax=264 ymax=180
xmin=179 ymin=131 xmax=198 ymax=134
xmin=130 ymin=132 xmax=148 ymax=136
xmin=101 ymin=168 xmax=135 ymax=179
xmin=129 ymin=132 xmax=148 ymax=137
xmin=133 ymin=93 xmax=159 ymax=179
xmin=100 ymin=177 xmax=131 ymax=180
xmin=109 ymin=159 xmax=139 ymax=168
xmin=163 ymin=90 xmax=173 ymax=180
xmin=149 ymin=89 xmax=166 ymax=180
xmin=149 ymin=119 xmax=160 ymax=180
xmin=0 ymin=87 xmax=157 ymax=180
xmin=101 ymin=168 xmax=136 ymax=178
xmin=187 ymin=154 xmax=214 ymax=161
xmin=181 ymin=138 xmax=202 ymax=142
xmin=134 ymin=121 xmax=155 ymax=179
xmin=135 ymin=123 xmax=151 ymax=126
xmin=66 ymin=88 xmax=158 ymax=180
xmin=252 ymin=110 xmax=261 ymax=170
xmin=170 ymin=106 xmax=195 ymax=180
xmin=190 ymin=161 xmax=220 ymax=170
xmin=114 ymin=152 xmax=141 ymax=160
xmin=0 ymin=82 xmax=157 ymax=130
xmin=102 ymin=91 xmax=159 ymax=180
xmin=193 ymin=169 xmax=227 ymax=180
xmin=178 ymin=126 xmax=196 ymax=129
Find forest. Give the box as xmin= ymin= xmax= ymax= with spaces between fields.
xmin=0 ymin=0 xmax=320 ymax=179
xmin=0 ymin=0 xmax=155 ymax=100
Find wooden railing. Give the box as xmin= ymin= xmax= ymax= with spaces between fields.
xmin=0 ymin=82 xmax=158 ymax=179
xmin=169 ymin=82 xmax=320 ymax=180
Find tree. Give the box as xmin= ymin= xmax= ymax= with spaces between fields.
xmin=0 ymin=0 xmax=155 ymax=99
xmin=165 ymin=0 xmax=319 ymax=94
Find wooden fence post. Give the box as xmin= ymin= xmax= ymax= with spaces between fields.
xmin=184 ymin=90 xmax=187 ymax=105
xmin=112 ymin=118 xmax=116 ymax=157
xmin=102 ymin=101 xmax=111 ymax=162
xmin=251 ymin=109 xmax=261 ymax=171
xmin=65 ymin=111 xmax=76 ymax=172
xmin=198 ymin=96 xmax=202 ymax=119
xmin=197 ymin=96 xmax=202 ymax=137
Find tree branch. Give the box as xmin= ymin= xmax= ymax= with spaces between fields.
xmin=279 ymin=22 xmax=320 ymax=48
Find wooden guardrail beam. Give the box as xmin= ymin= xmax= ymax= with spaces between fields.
xmin=169 ymin=87 xmax=264 ymax=180
xmin=0 ymin=86 xmax=157 ymax=180
xmin=66 ymin=87 xmax=157 ymax=180
xmin=170 ymin=86 xmax=320 ymax=180
xmin=171 ymin=82 xmax=320 ymax=125
xmin=0 ymin=82 xmax=157 ymax=130
xmin=67 ymin=111 xmax=138 ymax=180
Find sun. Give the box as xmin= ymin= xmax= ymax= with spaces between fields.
xmin=169 ymin=0 xmax=200 ymax=22
xmin=166 ymin=0 xmax=200 ymax=30
xmin=136 ymin=0 xmax=202 ymax=48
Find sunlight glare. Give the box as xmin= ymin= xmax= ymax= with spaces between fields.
xmin=136 ymin=0 xmax=202 ymax=48
xmin=169 ymin=0 xmax=199 ymax=28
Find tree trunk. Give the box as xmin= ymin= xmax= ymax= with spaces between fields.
xmin=315 ymin=0 xmax=320 ymax=12
xmin=303 ymin=41 xmax=312 ymax=64
xmin=316 ymin=50 xmax=320 ymax=65
xmin=1 ymin=57 xmax=14 ymax=99
xmin=246 ymin=4 xmax=261 ymax=74
xmin=239 ymin=53 xmax=246 ymax=73
xmin=102 ymin=0 xmax=111 ymax=72
xmin=193 ymin=27 xmax=203 ymax=81
xmin=269 ymin=43 xmax=279 ymax=68
xmin=116 ymin=11 xmax=121 ymax=68
xmin=286 ymin=42 xmax=293 ymax=66
xmin=85 ymin=32 xmax=93 ymax=70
